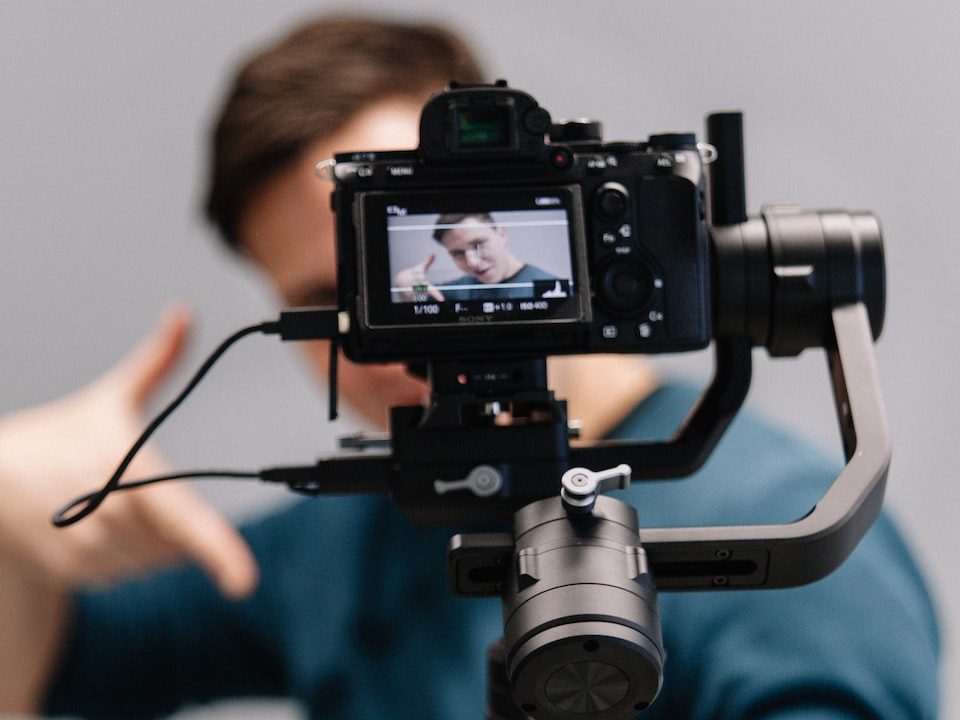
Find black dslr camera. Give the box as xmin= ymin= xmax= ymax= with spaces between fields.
xmin=329 ymin=81 xmax=712 ymax=362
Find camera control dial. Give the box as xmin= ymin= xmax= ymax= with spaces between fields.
xmin=595 ymin=182 xmax=629 ymax=219
xmin=648 ymin=132 xmax=697 ymax=151
xmin=551 ymin=118 xmax=603 ymax=144
xmin=597 ymin=258 xmax=655 ymax=316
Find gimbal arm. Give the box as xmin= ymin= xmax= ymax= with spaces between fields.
xmin=449 ymin=301 xmax=889 ymax=595
xmin=644 ymin=301 xmax=888 ymax=589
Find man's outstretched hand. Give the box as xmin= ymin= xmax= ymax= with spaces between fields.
xmin=0 ymin=306 xmax=258 ymax=597
xmin=0 ymin=307 xmax=260 ymax=713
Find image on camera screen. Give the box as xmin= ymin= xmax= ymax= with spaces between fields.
xmin=387 ymin=208 xmax=574 ymax=309
xmin=357 ymin=187 xmax=587 ymax=330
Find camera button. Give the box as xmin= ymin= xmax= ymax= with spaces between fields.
xmin=549 ymin=147 xmax=573 ymax=169
xmin=586 ymin=155 xmax=607 ymax=173
xmin=602 ymin=325 xmax=619 ymax=340
xmin=386 ymin=164 xmax=415 ymax=178
xmin=595 ymin=183 xmax=629 ymax=219
xmin=523 ymin=107 xmax=552 ymax=134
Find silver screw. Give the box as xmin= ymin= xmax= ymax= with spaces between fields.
xmin=569 ymin=473 xmax=590 ymax=488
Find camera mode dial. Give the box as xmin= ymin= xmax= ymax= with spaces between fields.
xmin=550 ymin=119 xmax=603 ymax=144
xmin=647 ymin=132 xmax=697 ymax=151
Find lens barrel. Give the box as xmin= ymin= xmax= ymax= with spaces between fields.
xmin=712 ymin=207 xmax=885 ymax=355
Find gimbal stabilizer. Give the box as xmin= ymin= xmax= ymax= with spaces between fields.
xmin=53 ymin=112 xmax=888 ymax=719
xmin=271 ymin=114 xmax=889 ymax=718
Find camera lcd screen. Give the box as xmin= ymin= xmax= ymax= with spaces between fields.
xmin=359 ymin=187 xmax=589 ymax=330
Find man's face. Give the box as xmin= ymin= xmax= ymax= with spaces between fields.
xmin=438 ymin=219 xmax=512 ymax=284
xmin=238 ymin=98 xmax=429 ymax=427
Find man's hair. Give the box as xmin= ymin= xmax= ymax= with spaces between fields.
xmin=432 ymin=212 xmax=497 ymax=243
xmin=205 ymin=16 xmax=485 ymax=247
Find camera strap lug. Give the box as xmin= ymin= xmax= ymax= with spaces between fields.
xmin=697 ymin=142 xmax=718 ymax=164
xmin=314 ymin=158 xmax=336 ymax=182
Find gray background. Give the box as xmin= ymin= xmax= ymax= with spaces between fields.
xmin=1 ymin=1 xmax=956 ymax=717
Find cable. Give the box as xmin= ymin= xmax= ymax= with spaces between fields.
xmin=51 ymin=308 xmax=342 ymax=528
xmin=52 ymin=322 xmax=277 ymax=527
xmin=52 ymin=470 xmax=260 ymax=525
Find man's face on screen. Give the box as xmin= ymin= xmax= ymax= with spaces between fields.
xmin=438 ymin=218 xmax=514 ymax=284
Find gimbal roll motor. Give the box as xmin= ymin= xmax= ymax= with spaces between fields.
xmin=498 ymin=467 xmax=663 ymax=719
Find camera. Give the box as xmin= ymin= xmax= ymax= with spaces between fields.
xmin=328 ymin=81 xmax=712 ymax=362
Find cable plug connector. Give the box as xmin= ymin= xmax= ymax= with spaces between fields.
xmin=53 ymin=311 xmax=347 ymax=528
xmin=272 ymin=307 xmax=343 ymax=341
xmin=265 ymin=307 xmax=344 ymax=420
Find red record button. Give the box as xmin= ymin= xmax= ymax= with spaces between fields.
xmin=550 ymin=147 xmax=573 ymax=169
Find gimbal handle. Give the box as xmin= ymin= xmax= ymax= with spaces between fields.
xmin=449 ymin=300 xmax=889 ymax=594
xmin=645 ymin=301 xmax=889 ymax=590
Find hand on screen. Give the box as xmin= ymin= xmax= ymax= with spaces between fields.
xmin=393 ymin=252 xmax=447 ymax=302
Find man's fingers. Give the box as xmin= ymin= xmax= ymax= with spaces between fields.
xmin=419 ymin=254 xmax=442 ymax=301
xmin=56 ymin=513 xmax=176 ymax=585
xmin=135 ymin=484 xmax=259 ymax=600
xmin=111 ymin=305 xmax=192 ymax=408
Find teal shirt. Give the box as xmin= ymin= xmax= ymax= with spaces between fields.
xmin=45 ymin=384 xmax=940 ymax=718
xmin=441 ymin=263 xmax=557 ymax=300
